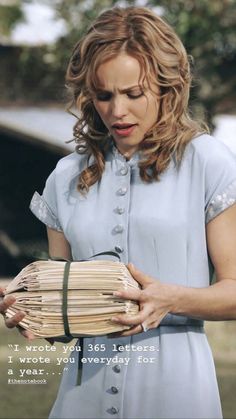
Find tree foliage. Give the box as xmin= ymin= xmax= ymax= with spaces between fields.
xmin=0 ymin=3 xmax=25 ymax=37
xmin=148 ymin=0 xmax=236 ymax=120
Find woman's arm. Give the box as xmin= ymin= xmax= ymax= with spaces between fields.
xmin=46 ymin=227 xmax=72 ymax=260
xmin=172 ymin=203 xmax=236 ymax=320
xmin=110 ymin=204 xmax=236 ymax=336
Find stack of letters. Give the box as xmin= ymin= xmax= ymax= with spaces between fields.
xmin=4 ymin=260 xmax=139 ymax=338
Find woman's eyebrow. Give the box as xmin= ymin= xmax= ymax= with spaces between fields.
xmin=95 ymin=85 xmax=142 ymax=93
xmin=118 ymin=85 xmax=142 ymax=93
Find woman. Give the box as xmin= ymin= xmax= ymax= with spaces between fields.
xmin=1 ymin=6 xmax=236 ymax=419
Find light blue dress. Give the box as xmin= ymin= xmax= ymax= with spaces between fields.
xmin=30 ymin=134 xmax=236 ymax=419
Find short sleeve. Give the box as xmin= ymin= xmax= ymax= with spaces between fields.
xmin=30 ymin=169 xmax=63 ymax=232
xmin=205 ymin=140 xmax=236 ymax=223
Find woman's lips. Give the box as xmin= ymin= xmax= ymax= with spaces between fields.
xmin=112 ymin=124 xmax=137 ymax=137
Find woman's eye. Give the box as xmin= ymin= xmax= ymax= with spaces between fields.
xmin=96 ymin=93 xmax=112 ymax=101
xmin=95 ymin=91 xmax=144 ymax=101
xmin=127 ymin=92 xmax=144 ymax=99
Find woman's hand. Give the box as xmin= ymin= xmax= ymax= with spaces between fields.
xmin=0 ymin=287 xmax=35 ymax=339
xmin=109 ymin=264 xmax=178 ymax=337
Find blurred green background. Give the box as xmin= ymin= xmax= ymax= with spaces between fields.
xmin=0 ymin=1 xmax=236 ymax=418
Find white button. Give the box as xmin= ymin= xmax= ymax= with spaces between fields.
xmin=113 ymin=365 xmax=121 ymax=373
xmin=114 ymin=246 xmax=124 ymax=254
xmin=117 ymin=187 xmax=127 ymax=196
xmin=111 ymin=386 xmax=119 ymax=394
xmin=120 ymin=167 xmax=128 ymax=176
xmin=110 ymin=406 xmax=119 ymax=414
xmin=114 ymin=225 xmax=124 ymax=233
xmin=116 ymin=207 xmax=125 ymax=214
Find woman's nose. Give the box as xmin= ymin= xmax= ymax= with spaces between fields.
xmin=111 ymin=97 xmax=128 ymax=118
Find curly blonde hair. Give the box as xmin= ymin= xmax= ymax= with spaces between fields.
xmin=66 ymin=6 xmax=208 ymax=193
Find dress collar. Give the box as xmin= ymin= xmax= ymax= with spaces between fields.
xmin=111 ymin=142 xmax=141 ymax=168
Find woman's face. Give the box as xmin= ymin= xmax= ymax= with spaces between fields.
xmin=93 ymin=53 xmax=159 ymax=158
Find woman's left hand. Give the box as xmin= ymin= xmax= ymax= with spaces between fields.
xmin=109 ymin=263 xmax=178 ymax=337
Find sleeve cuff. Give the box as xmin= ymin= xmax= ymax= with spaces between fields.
xmin=206 ymin=179 xmax=236 ymax=223
xmin=30 ymin=192 xmax=63 ymax=232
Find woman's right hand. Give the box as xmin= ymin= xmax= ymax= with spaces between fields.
xmin=0 ymin=287 xmax=35 ymax=339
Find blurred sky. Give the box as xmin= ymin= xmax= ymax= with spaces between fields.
xmin=11 ymin=1 xmax=67 ymax=45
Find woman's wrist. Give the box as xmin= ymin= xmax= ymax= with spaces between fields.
xmin=168 ymin=283 xmax=205 ymax=317
xmin=160 ymin=282 xmax=185 ymax=315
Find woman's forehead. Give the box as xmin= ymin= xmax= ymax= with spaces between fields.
xmin=93 ymin=54 xmax=148 ymax=88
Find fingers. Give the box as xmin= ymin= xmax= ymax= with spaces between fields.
xmin=0 ymin=295 xmax=22 ymax=329
xmin=110 ymin=305 xmax=167 ymax=336
xmin=5 ymin=311 xmax=26 ymax=329
xmin=0 ymin=295 xmax=16 ymax=314
xmin=115 ymin=264 xmax=157 ymax=302
xmin=111 ymin=304 xmax=153 ymax=327
xmin=113 ymin=287 xmax=142 ymax=301
xmin=127 ymin=263 xmax=154 ymax=285
xmin=5 ymin=314 xmax=36 ymax=340
xmin=0 ymin=292 xmax=35 ymax=340
xmin=127 ymin=263 xmax=154 ymax=288
xmin=109 ymin=314 xmax=165 ymax=337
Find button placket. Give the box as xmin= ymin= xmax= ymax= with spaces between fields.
xmin=104 ymin=145 xmax=139 ymax=418
xmin=113 ymin=224 xmax=124 ymax=234
xmin=103 ymin=336 xmax=132 ymax=418
xmin=114 ymin=245 xmax=123 ymax=254
xmin=107 ymin=338 xmax=131 ymax=417
xmin=113 ymin=163 xmax=130 ymax=261
xmin=119 ymin=166 xmax=129 ymax=176
xmin=117 ymin=186 xmax=128 ymax=196
xmin=109 ymin=406 xmax=119 ymax=414
xmin=113 ymin=364 xmax=121 ymax=373
xmin=116 ymin=207 xmax=125 ymax=215
xmin=105 ymin=365 xmax=121 ymax=416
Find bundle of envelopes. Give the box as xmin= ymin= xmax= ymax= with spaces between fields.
xmin=4 ymin=260 xmax=139 ymax=338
